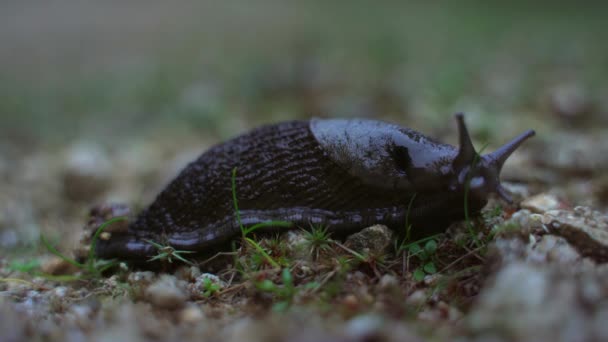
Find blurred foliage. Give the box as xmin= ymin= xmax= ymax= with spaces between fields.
xmin=0 ymin=1 xmax=605 ymax=146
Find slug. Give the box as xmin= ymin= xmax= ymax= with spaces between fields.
xmin=95 ymin=113 xmax=535 ymax=259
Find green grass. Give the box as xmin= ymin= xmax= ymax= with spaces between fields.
xmin=144 ymin=239 xmax=196 ymax=266
xmin=7 ymin=259 xmax=41 ymax=273
xmin=254 ymin=268 xmax=296 ymax=311
xmin=200 ymin=277 xmax=223 ymax=298
xmin=394 ymin=193 xmax=419 ymax=251
xmin=302 ymin=224 xmax=333 ymax=261
xmin=38 ymin=217 xmax=127 ymax=280
xmin=406 ymin=239 xmax=439 ymax=281
xmin=394 ymin=234 xmax=442 ymax=282
xmin=231 ymin=167 xmax=292 ymax=269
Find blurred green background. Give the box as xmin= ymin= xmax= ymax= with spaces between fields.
xmin=1 ymin=1 xmax=606 ymax=148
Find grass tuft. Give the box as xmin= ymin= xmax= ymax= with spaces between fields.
xmin=144 ymin=239 xmax=196 ymax=266
xmin=39 ymin=217 xmax=127 ymax=280
xmin=302 ymin=224 xmax=333 ymax=260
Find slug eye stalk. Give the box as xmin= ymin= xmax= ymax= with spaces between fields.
xmin=453 ymin=112 xmax=478 ymax=170
xmin=487 ymin=129 xmax=536 ymax=172
xmin=452 ymin=113 xmax=535 ymax=204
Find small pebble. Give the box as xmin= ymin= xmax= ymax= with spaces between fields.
xmin=284 ymin=230 xmax=310 ymax=258
xmin=145 ymin=275 xmax=188 ymax=309
xmin=345 ymin=314 xmax=383 ymax=340
xmin=406 ymin=290 xmax=427 ymax=306
xmin=521 ymin=193 xmax=562 ymax=214
xmin=62 ymin=143 xmax=113 ymax=201
xmin=378 ymin=274 xmax=399 ymax=290
xmin=344 ymin=224 xmax=392 ymax=256
xmin=342 ymin=294 xmax=359 ymax=311
xmin=128 ymin=271 xmax=156 ymax=286
xmin=190 ymin=273 xmax=226 ymax=297
xmin=40 ymin=256 xmax=78 ymax=276
xmin=179 ymin=305 xmax=205 ymax=324
xmin=530 ymin=235 xmax=581 ymax=264
xmin=542 ymin=207 xmax=608 ymax=262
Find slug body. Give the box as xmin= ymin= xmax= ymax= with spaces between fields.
xmin=96 ymin=114 xmax=535 ymax=259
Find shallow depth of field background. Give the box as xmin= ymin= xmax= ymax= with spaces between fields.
xmin=0 ymin=1 xmax=606 ymax=248
xmin=2 ymin=2 xmax=605 ymax=144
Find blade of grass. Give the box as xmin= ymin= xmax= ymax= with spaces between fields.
xmin=97 ymin=261 xmax=120 ymax=273
xmin=143 ymin=239 xmax=164 ymax=250
xmin=34 ymin=274 xmax=85 ymax=282
xmin=40 ymin=234 xmax=85 ymax=269
xmin=0 ymin=278 xmax=35 ymax=286
xmin=231 ymin=167 xmax=291 ymax=269
xmin=88 ymin=217 xmax=127 ymax=269
xmin=397 ymin=233 xmax=443 ymax=254
xmin=172 ymin=252 xmax=196 ymax=266
xmin=404 ymin=193 xmax=417 ymax=240
xmin=244 ymin=221 xmax=293 ymax=235
xmin=245 ymin=237 xmax=280 ymax=268
xmin=332 ymin=241 xmax=366 ymax=262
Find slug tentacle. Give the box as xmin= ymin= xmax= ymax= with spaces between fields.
xmin=486 ymin=129 xmax=536 ymax=171
xmin=451 ymin=114 xmax=535 ymax=204
xmin=453 ymin=112 xmax=477 ymax=170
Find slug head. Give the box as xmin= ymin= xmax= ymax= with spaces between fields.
xmin=450 ymin=113 xmax=535 ymax=204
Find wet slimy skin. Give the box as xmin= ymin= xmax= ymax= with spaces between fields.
xmin=95 ymin=113 xmax=535 ymax=260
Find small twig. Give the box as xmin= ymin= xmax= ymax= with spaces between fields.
xmin=332 ymin=241 xmax=366 ymax=261
xmin=461 ymin=244 xmax=486 ymax=262
xmin=309 ymin=270 xmax=337 ymax=294
xmin=371 ymin=264 xmax=383 ymax=280
xmin=226 ymin=270 xmax=237 ymax=287
xmin=0 ymin=278 xmax=35 ymax=287
xmin=216 ymin=282 xmax=247 ymax=297
xmin=199 ymin=251 xmax=238 ymax=266
xmin=438 ymin=245 xmax=486 ymax=273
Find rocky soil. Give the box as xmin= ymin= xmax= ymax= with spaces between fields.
xmin=2 ymin=115 xmax=608 ymax=341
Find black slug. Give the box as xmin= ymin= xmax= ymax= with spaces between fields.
xmin=95 ymin=113 xmax=535 ymax=259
